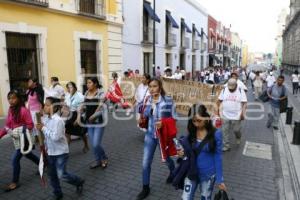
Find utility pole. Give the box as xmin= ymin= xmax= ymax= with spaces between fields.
xmin=152 ymin=0 xmax=156 ymax=77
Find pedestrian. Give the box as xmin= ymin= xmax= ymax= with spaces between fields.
xmin=0 ymin=90 xmax=39 ymax=191
xmin=64 ymin=82 xmax=89 ymax=153
xmin=155 ymin=66 xmax=161 ymax=79
xmin=26 ymin=78 xmax=45 ymax=137
xmin=291 ymin=70 xmax=299 ymax=95
xmin=267 ymin=76 xmax=287 ymax=130
xmin=217 ymin=78 xmax=247 ymax=152
xmin=134 ymin=74 xmax=151 ymax=131
xmin=136 ymin=78 xmax=176 ymax=200
xmin=178 ymin=104 xmax=226 ymax=200
xmin=36 ymin=97 xmax=84 ymax=200
xmin=249 ymin=71 xmax=256 ymax=90
xmin=80 ymin=77 xmax=108 ymax=169
xmin=174 ymin=69 xmax=183 ymax=80
xmin=47 ymin=77 xmax=65 ymax=100
xmin=266 ymin=71 xmax=276 ymax=89
xmin=227 ymin=71 xmax=248 ymax=92
xmin=180 ymin=67 xmax=186 ymax=80
xmin=164 ymin=67 xmax=174 ymax=79
xmin=253 ymin=71 xmax=263 ymax=101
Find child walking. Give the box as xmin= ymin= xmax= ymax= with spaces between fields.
xmin=36 ymin=97 xmax=84 ymax=200
xmin=0 ymin=90 xmax=39 ymax=191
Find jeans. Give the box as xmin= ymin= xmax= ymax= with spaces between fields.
xmin=254 ymin=86 xmax=262 ymax=100
xmin=267 ymin=105 xmax=280 ymax=128
xmin=142 ymin=133 xmax=175 ymax=185
xmin=12 ymin=149 xmax=39 ymax=183
xmin=222 ymin=119 xmax=242 ymax=148
xmin=292 ymin=82 xmax=298 ymax=94
xmin=47 ymin=154 xmax=83 ymax=196
xmin=182 ymin=176 xmax=216 ymax=200
xmin=87 ymin=127 xmax=107 ymax=162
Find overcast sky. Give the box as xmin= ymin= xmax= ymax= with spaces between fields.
xmin=199 ymin=0 xmax=290 ymax=53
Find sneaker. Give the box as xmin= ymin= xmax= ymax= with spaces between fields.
xmin=236 ymin=139 xmax=241 ymax=145
xmin=166 ymin=174 xmax=173 ymax=184
xmin=222 ymin=146 xmax=230 ymax=152
xmin=136 ymin=185 xmax=150 ymax=200
xmin=273 ymin=126 xmax=279 ymax=130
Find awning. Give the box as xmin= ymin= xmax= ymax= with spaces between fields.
xmin=181 ymin=21 xmax=192 ymax=33
xmin=166 ymin=12 xmax=179 ymax=28
xmin=193 ymin=26 xmax=201 ymax=37
xmin=144 ymin=2 xmax=161 ymax=23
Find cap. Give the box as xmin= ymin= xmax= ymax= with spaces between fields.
xmin=227 ymin=78 xmax=237 ymax=90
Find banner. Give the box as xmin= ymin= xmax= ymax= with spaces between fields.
xmin=120 ymin=77 xmax=223 ymax=115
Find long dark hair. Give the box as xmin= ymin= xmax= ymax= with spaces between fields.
xmin=86 ymin=77 xmax=102 ymax=89
xmin=27 ymin=78 xmax=45 ymax=106
xmin=7 ymin=90 xmax=25 ymax=123
xmin=45 ymin=97 xmax=62 ymax=114
xmin=149 ymin=78 xmax=166 ymax=97
xmin=187 ymin=104 xmax=216 ymax=152
xmin=66 ymin=81 xmax=78 ymax=91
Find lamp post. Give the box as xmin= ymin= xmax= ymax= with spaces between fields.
xmin=152 ymin=0 xmax=156 ymax=77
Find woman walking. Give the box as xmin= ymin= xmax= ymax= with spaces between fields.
xmin=291 ymin=70 xmax=299 ymax=95
xmin=253 ymin=71 xmax=263 ymax=101
xmin=79 ymin=77 xmax=108 ymax=169
xmin=64 ymin=81 xmax=89 ymax=153
xmin=0 ymin=90 xmax=39 ymax=191
xmin=178 ymin=104 xmax=226 ymax=200
xmin=136 ymin=78 xmax=176 ymax=200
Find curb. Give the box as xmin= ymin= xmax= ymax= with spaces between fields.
xmin=278 ymin=113 xmax=300 ymax=200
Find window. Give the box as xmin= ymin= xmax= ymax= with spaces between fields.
xmin=80 ymin=39 xmax=98 ymax=75
xmin=6 ymin=32 xmax=39 ymax=95
xmin=143 ymin=53 xmax=152 ymax=74
xmin=77 ymin=0 xmax=105 ymax=18
xmin=180 ymin=53 xmax=185 ymax=69
xmin=166 ymin=53 xmax=172 ymax=67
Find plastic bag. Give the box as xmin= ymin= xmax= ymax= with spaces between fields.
xmin=214 ymin=190 xmax=233 ymax=200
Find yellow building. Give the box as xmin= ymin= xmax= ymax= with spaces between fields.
xmin=242 ymin=43 xmax=249 ymax=68
xmin=0 ymin=0 xmax=123 ymax=115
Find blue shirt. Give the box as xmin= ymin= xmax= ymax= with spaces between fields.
xmin=143 ymin=95 xmax=175 ymax=138
xmin=268 ymin=84 xmax=286 ymax=108
xmin=196 ymin=129 xmax=223 ymax=184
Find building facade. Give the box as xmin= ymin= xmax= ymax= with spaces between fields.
xmin=230 ymin=32 xmax=242 ymax=67
xmin=242 ymin=43 xmax=249 ymax=68
xmin=0 ymin=0 xmax=123 ymax=115
xmin=207 ymin=15 xmax=218 ymax=67
xmin=122 ymin=0 xmax=208 ymax=79
xmin=282 ymin=0 xmax=300 ymax=73
xmin=275 ymin=9 xmax=288 ymax=67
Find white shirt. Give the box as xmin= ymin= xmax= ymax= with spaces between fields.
xmin=47 ymin=84 xmax=65 ymax=99
xmin=218 ymin=87 xmax=247 ymax=120
xmin=174 ymin=72 xmax=183 ymax=80
xmin=42 ymin=113 xmax=69 ymax=156
xmin=292 ymin=74 xmax=300 ymax=83
xmin=209 ymin=73 xmax=215 ymax=82
xmin=135 ymin=83 xmax=149 ymax=104
xmin=249 ymin=72 xmax=256 ymax=81
xmin=64 ymin=91 xmax=84 ymax=112
xmin=266 ymin=75 xmax=276 ymax=88
xmin=224 ymin=71 xmax=231 ymax=80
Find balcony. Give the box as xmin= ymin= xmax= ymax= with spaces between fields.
xmin=166 ymin=33 xmax=177 ymax=47
xmin=12 ymin=0 xmax=48 ymax=7
xmin=76 ymin=0 xmax=106 ymax=19
xmin=142 ymin=27 xmax=158 ymax=45
xmin=182 ymin=37 xmax=190 ymax=49
xmin=192 ymin=40 xmax=200 ymax=50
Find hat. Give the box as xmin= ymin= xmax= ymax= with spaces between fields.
xmin=231 ymin=71 xmax=239 ymax=77
xmin=227 ymin=78 xmax=237 ymax=90
xmin=164 ymin=67 xmax=172 ymax=72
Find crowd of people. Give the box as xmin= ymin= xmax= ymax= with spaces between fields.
xmin=1 ymin=64 xmax=294 ymax=200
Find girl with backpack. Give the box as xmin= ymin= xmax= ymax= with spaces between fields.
xmin=0 ymin=90 xmax=39 ymax=191
xmin=176 ymin=104 xmax=226 ymax=200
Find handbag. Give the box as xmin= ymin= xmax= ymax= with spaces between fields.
xmin=138 ymin=96 xmax=150 ymax=129
xmin=214 ymin=190 xmax=233 ymax=200
xmin=280 ymin=98 xmax=288 ymax=113
xmin=259 ymin=90 xmax=269 ymax=102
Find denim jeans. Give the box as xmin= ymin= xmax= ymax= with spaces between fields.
xmin=87 ymin=127 xmax=107 ymax=163
xmin=47 ymin=154 xmax=83 ymax=196
xmin=12 ymin=149 xmax=39 ymax=183
xmin=182 ymin=176 xmax=216 ymax=200
xmin=267 ymin=105 xmax=280 ymax=128
xmin=142 ymin=132 xmax=175 ymax=185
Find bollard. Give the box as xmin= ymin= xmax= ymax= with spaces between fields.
xmin=286 ymin=107 xmax=293 ymax=125
xmin=292 ymin=121 xmax=300 ymax=145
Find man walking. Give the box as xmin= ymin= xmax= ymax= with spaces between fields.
xmin=217 ymin=78 xmax=248 ymax=152
xmin=267 ymin=76 xmax=287 ymax=130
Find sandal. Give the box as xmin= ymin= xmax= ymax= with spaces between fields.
xmin=101 ymin=160 xmax=108 ymax=169
xmin=5 ymin=183 xmax=20 ymax=192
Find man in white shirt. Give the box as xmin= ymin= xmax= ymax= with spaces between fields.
xmin=174 ymin=71 xmax=183 ymax=80
xmin=217 ymin=78 xmax=247 ymax=152
xmin=266 ymin=72 xmax=276 ymax=89
xmin=224 ymin=72 xmax=248 ymax=92
xmin=47 ymin=77 xmax=65 ymax=100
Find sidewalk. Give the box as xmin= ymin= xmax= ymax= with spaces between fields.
xmin=0 ymin=88 xmax=284 ymax=200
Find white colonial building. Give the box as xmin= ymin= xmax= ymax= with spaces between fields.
xmin=122 ymin=0 xmax=208 ymax=79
